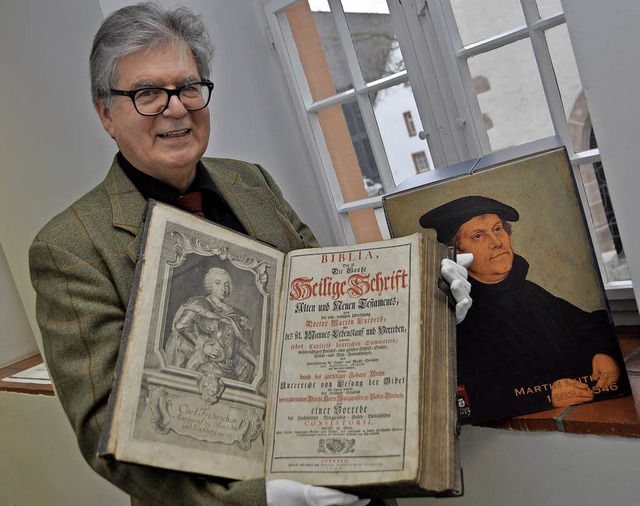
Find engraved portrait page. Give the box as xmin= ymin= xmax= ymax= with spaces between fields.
xmin=108 ymin=202 xmax=285 ymax=480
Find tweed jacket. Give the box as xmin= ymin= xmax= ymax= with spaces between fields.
xmin=29 ymin=156 xmax=318 ymax=505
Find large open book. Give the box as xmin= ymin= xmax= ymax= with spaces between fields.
xmin=99 ymin=201 xmax=462 ymax=498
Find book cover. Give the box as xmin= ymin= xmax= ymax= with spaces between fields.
xmin=383 ymin=146 xmax=631 ymax=424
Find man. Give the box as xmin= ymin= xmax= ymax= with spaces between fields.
xmin=29 ymin=3 xmax=469 ymax=505
xmin=420 ymin=195 xmax=627 ymax=423
xmin=167 ymin=267 xmax=257 ymax=382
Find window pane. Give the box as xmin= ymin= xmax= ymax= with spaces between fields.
xmin=288 ymin=1 xmax=354 ymax=101
xmin=314 ymin=100 xmax=383 ymax=241
xmin=467 ymin=39 xmax=554 ymax=151
xmin=342 ymin=4 xmax=406 ymax=84
xmin=373 ymin=82 xmax=432 ymax=185
xmin=536 ymin=0 xmax=563 ymax=18
xmin=578 ymin=161 xmax=630 ymax=282
xmin=450 ymin=0 xmax=525 ymax=46
xmin=546 ymin=24 xmax=583 ymax=148
xmin=315 ymin=100 xmax=379 ymax=202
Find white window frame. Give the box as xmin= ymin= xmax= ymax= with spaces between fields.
xmin=423 ymin=0 xmax=632 ymax=296
xmin=262 ymin=0 xmax=476 ymax=244
xmin=262 ymin=0 xmax=633 ymax=298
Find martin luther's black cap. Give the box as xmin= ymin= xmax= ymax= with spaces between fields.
xmin=419 ymin=195 xmax=519 ymax=243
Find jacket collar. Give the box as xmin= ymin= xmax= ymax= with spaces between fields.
xmin=199 ymin=158 xmax=255 ymax=236
xmin=103 ymin=156 xmax=148 ymax=262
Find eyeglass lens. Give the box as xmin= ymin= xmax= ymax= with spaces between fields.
xmin=134 ymin=84 xmax=210 ymax=115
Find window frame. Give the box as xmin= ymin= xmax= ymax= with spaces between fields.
xmin=426 ymin=0 xmax=632 ymax=295
xmin=403 ymin=111 xmax=417 ymax=137
xmin=262 ymin=0 xmax=633 ymax=297
xmin=411 ymin=150 xmax=430 ymax=173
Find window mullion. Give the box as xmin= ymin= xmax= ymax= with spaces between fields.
xmin=570 ymin=148 xmax=601 ymax=166
xmin=327 ymin=0 xmax=396 ymax=194
xmin=388 ymin=0 xmax=446 ymax=166
xmin=428 ymin=0 xmax=491 ymax=158
xmin=265 ymin=5 xmax=353 ymax=244
xmin=520 ymin=0 xmax=573 ymax=154
xmin=326 ymin=0 xmax=365 ymax=89
xmin=391 ymin=0 xmax=477 ymax=165
xmin=355 ymin=92 xmax=396 ymax=194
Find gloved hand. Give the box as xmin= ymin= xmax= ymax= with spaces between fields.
xmin=266 ymin=479 xmax=370 ymax=506
xmin=440 ymin=253 xmax=473 ymax=324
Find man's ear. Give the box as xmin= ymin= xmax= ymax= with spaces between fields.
xmin=95 ymin=101 xmax=116 ymax=140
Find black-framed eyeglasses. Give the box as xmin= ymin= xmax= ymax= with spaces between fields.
xmin=109 ymin=80 xmax=214 ymax=116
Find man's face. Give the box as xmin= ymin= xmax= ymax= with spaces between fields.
xmin=95 ymin=41 xmax=210 ymax=189
xmin=209 ymin=271 xmax=231 ymax=301
xmin=456 ymin=214 xmax=514 ymax=284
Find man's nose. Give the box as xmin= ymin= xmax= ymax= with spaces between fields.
xmin=162 ymin=94 xmax=188 ymax=118
xmin=488 ymin=232 xmax=502 ymax=248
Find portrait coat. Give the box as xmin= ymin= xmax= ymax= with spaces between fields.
xmin=168 ymin=293 xmax=257 ymax=382
xmin=29 ymin=156 xmax=318 ymax=505
xmin=457 ymin=254 xmax=627 ymax=423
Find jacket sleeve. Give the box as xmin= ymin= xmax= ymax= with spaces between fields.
xmin=29 ymin=237 xmax=267 ymax=506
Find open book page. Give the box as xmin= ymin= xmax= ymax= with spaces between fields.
xmin=100 ymin=202 xmax=285 ymax=480
xmin=265 ymin=235 xmax=425 ymax=488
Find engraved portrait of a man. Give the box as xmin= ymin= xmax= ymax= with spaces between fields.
xmin=164 ymin=266 xmax=258 ymax=384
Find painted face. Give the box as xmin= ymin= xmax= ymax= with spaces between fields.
xmin=95 ymin=41 xmax=210 ymax=191
xmin=456 ymin=214 xmax=514 ymax=284
xmin=208 ymin=271 xmax=231 ymax=301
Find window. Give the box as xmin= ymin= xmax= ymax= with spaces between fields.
xmin=403 ymin=111 xmax=417 ymax=136
xmin=412 ymin=150 xmax=430 ymax=173
xmin=263 ymin=0 xmax=630 ymax=291
xmin=434 ymin=0 xmax=629 ymax=286
xmin=264 ymin=0 xmax=433 ymax=243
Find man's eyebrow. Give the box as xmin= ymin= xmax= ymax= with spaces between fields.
xmin=129 ymin=75 xmax=201 ymax=89
xmin=129 ymin=79 xmax=160 ymax=89
xmin=465 ymin=222 xmax=495 ymax=235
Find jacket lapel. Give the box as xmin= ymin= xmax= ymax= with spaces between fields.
xmin=203 ymin=160 xmax=255 ymax=235
xmin=103 ymin=157 xmax=148 ymax=263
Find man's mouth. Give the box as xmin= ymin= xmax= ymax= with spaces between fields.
xmin=158 ymin=128 xmax=190 ymax=138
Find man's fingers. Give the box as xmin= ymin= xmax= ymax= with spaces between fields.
xmin=563 ymin=378 xmax=590 ymax=390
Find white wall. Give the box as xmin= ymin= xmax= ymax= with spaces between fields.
xmin=400 ymin=425 xmax=640 ymax=506
xmin=561 ymin=0 xmax=640 ymax=307
xmin=0 ymin=243 xmax=37 ymax=367
xmin=0 ymin=392 xmax=128 ymax=506
xmin=0 ymin=0 xmax=113 ymax=358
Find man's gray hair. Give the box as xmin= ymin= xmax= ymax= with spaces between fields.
xmin=90 ymin=1 xmax=214 ymax=106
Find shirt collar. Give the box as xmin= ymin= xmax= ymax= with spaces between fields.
xmin=117 ymin=152 xmax=217 ymax=203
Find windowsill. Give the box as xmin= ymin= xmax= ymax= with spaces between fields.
xmin=0 ymin=354 xmax=53 ymax=396
xmin=2 ymin=328 xmax=639 ymax=437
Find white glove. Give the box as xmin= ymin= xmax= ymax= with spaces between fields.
xmin=440 ymin=253 xmax=473 ymax=324
xmin=266 ymin=479 xmax=370 ymax=506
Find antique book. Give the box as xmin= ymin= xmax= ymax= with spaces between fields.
xmin=99 ymin=200 xmax=462 ymax=498
xmin=384 ymin=143 xmax=631 ymax=425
